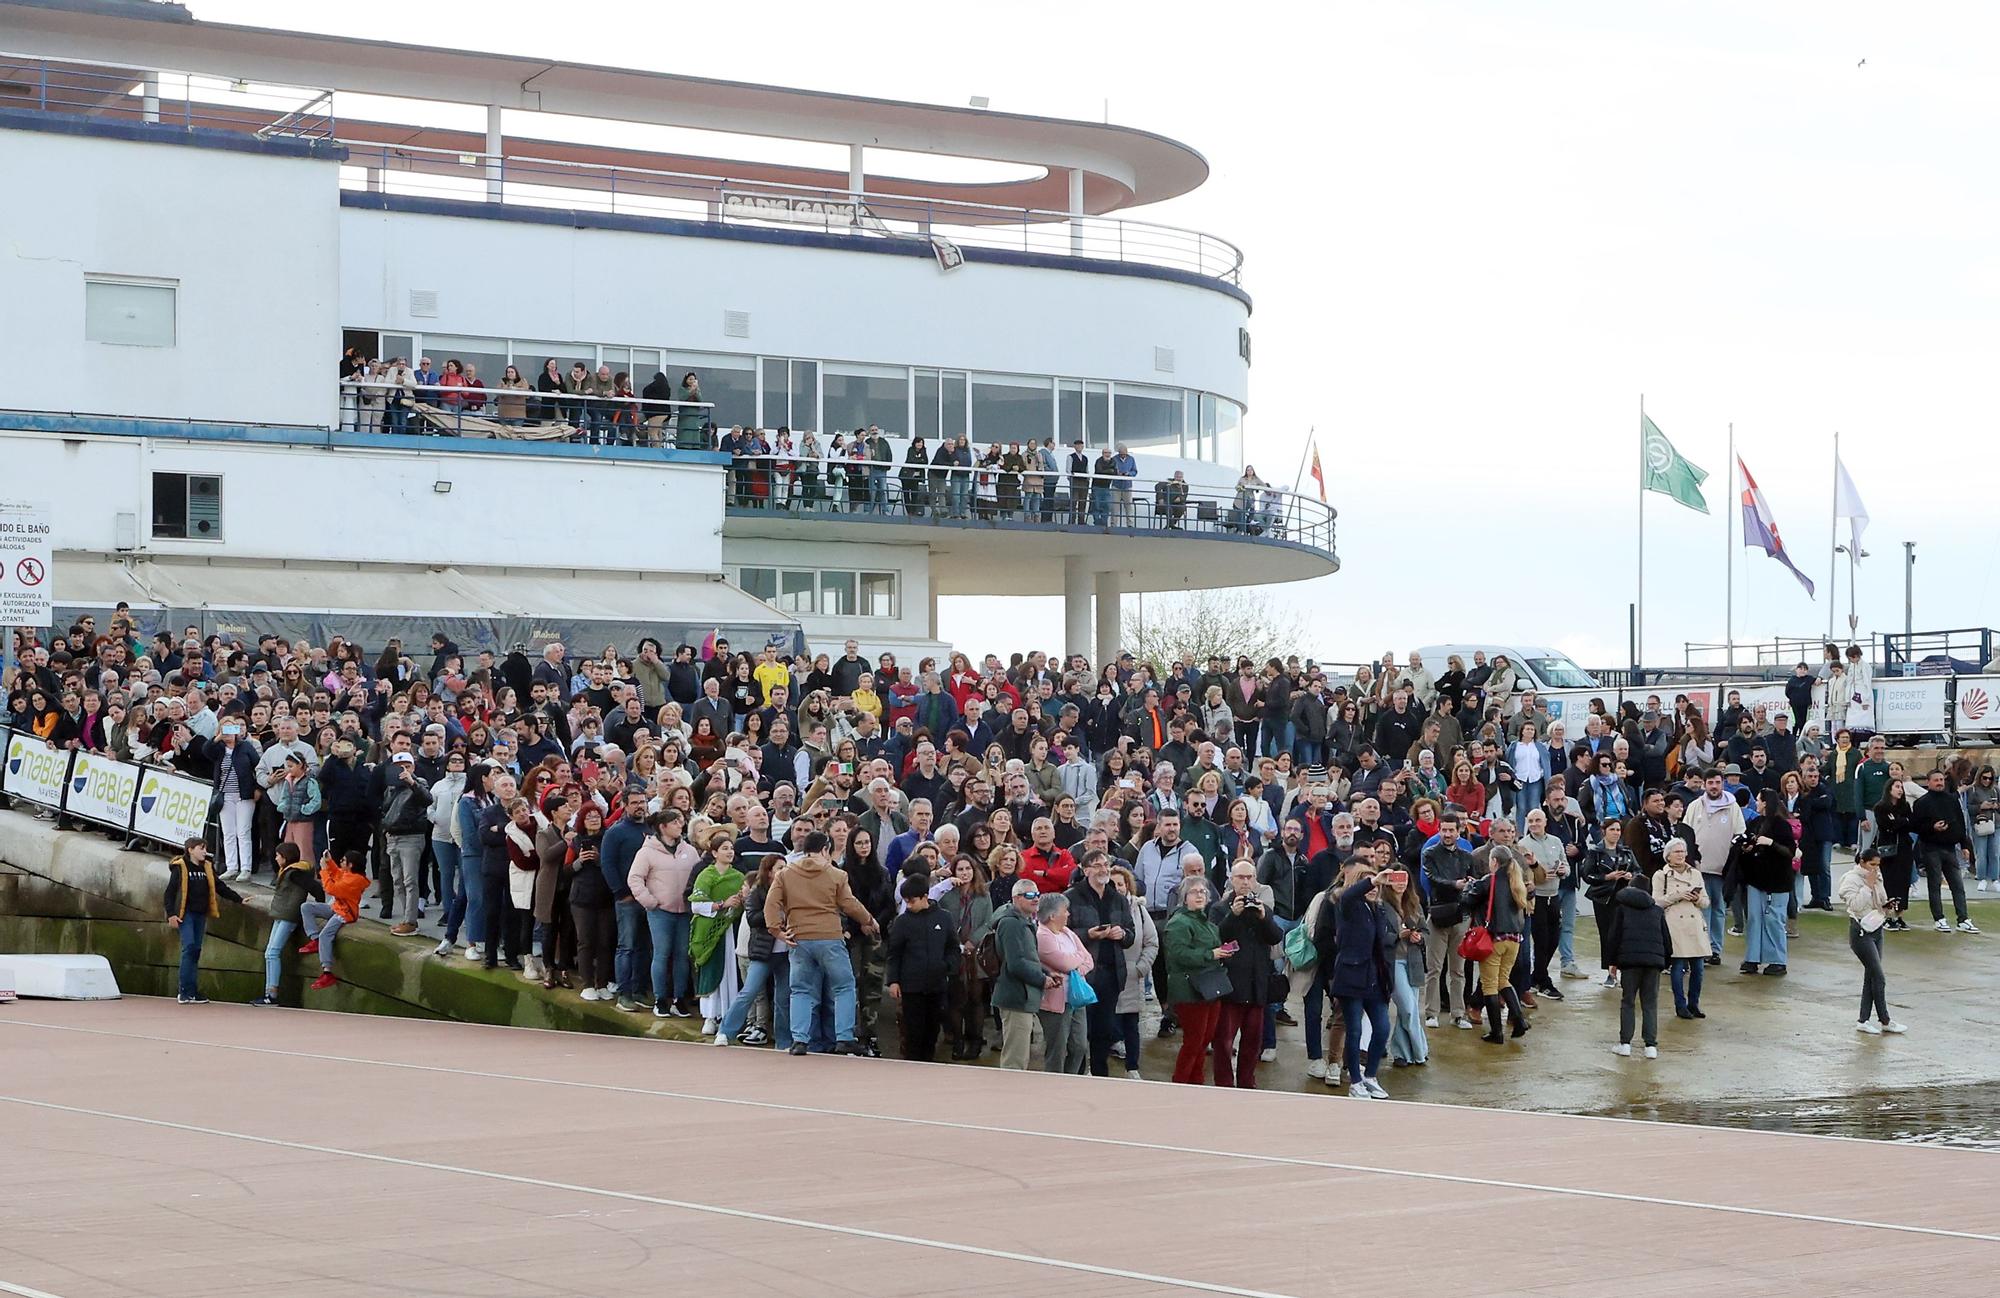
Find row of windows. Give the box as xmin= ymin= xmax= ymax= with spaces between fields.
xmin=349 ymin=329 xmax=1245 ymax=463
xmin=735 ymin=567 xmax=898 ymax=619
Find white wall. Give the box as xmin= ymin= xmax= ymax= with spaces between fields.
xmin=337 ymin=207 xmax=1250 ymax=407
xmin=0 ymin=126 xmax=341 ymax=429
xmin=4 ymin=429 xmax=725 ymax=574
xmin=721 ymin=536 xmax=932 ymax=643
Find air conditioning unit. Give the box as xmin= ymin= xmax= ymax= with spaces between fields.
xmin=1153 ymin=346 xmax=1175 ymax=374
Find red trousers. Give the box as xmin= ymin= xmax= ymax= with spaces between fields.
xmin=1171 ymin=1001 xmax=1221 ymax=1084
xmin=1211 ymin=1000 xmax=1263 ymax=1088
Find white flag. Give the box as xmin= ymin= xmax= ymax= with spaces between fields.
xmin=1834 ymin=454 xmax=1870 ymax=557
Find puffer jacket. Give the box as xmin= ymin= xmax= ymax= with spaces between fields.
xmin=1603 ymin=884 xmax=1670 ymax=969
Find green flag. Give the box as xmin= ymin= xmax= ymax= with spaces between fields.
xmin=1641 ymin=413 xmax=1709 ymax=513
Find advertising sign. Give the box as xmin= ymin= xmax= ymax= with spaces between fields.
xmin=1874 ymin=676 xmax=1949 ymax=734
xmin=3 ymin=730 xmax=70 ymax=809
xmin=0 ymin=499 xmax=53 ymax=628
xmin=64 ymin=751 xmax=140 ymax=829
xmin=1953 ymin=677 xmax=2000 ymax=734
xmin=128 ymin=768 xmax=213 ymax=847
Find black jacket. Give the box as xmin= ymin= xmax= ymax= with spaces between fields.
xmin=1212 ymin=895 xmax=1282 ymax=1004
xmin=885 ymin=905 xmax=956 ymax=995
xmin=1739 ymin=815 xmax=1797 ymax=894
xmin=1912 ymin=788 xmax=1973 ymax=852
xmin=1461 ymin=871 xmax=1528 ymax=938
xmin=1064 ymin=876 xmax=1136 ymax=993
xmin=1795 ymin=781 xmax=1837 ymax=842
xmin=1603 ymin=885 xmax=1671 ymax=969
xmin=1326 ymin=878 xmax=1397 ymax=1000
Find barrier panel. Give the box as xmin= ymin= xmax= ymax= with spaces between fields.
xmin=1875 ymin=675 xmax=1950 ymax=734
xmin=1952 ymin=676 xmax=2000 ymax=734
xmin=63 ymin=751 xmax=141 ymax=830
xmin=3 ymin=731 xmax=70 ymax=809
xmin=129 ymin=769 xmax=215 ymax=848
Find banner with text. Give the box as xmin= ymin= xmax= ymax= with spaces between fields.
xmin=128 ymin=768 xmax=215 ymax=847
xmin=3 ymin=730 xmax=70 ymax=809
xmin=63 ymin=751 xmax=141 ymax=829
xmin=1873 ymin=676 xmax=1949 ymax=735
xmin=1952 ymin=677 xmax=2000 ymax=734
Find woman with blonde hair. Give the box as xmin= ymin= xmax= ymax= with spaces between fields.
xmin=1460 ymin=845 xmax=1531 ymax=1045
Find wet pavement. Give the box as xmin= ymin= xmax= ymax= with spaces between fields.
xmin=1133 ymin=895 xmax=2000 ymax=1147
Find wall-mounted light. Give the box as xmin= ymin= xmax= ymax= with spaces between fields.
xmin=433 ymin=480 xmax=452 ymax=494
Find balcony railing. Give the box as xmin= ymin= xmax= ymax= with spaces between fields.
xmin=339 ymin=143 xmax=1245 ymax=285
xmin=722 ymin=452 xmax=1337 ymax=556
xmin=0 ymin=54 xmax=335 ymax=139
xmin=338 ymin=378 xmax=712 ymax=448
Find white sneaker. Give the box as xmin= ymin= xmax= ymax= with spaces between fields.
xmin=702 ymin=1017 xmax=719 ymax=1035
xmin=1959 ymin=919 xmax=1981 ymax=934
xmin=1346 ymin=1081 xmax=1376 ymax=1099
xmin=713 ymin=1032 xmax=730 ymax=1046
xmin=1883 ymin=1020 xmax=1908 ymax=1033
xmin=652 ymin=1001 xmax=671 ymax=1018
xmin=1643 ymin=1046 xmax=1658 ymax=1060
xmin=600 ymin=985 xmax=618 ymax=1000
xmin=1603 ymin=971 xmax=1620 ymax=988
xmin=1306 ymin=1059 xmax=1328 ymax=1079
xmin=1453 ymin=1015 xmax=1473 ymax=1030
xmin=464 ymin=943 xmax=483 ymax=960
xmin=1612 ymin=1043 xmax=1632 ymax=1057
xmin=1124 ymin=1068 xmax=1142 ymax=1080
xmin=1323 ymin=1068 xmax=1343 ymax=1087
xmin=580 ymin=987 xmax=601 ymax=1001
xmin=1979 ymin=880 xmax=1990 ymax=893
xmin=1361 ymin=1076 xmax=1389 ymax=1099
xmin=1423 ymin=1014 xmax=1438 ymax=1028
xmin=1856 ymin=1020 xmax=1882 ymax=1034
xmin=431 ymin=938 xmax=452 ymax=957
xmin=1935 ymin=919 xmax=1952 ymax=933
xmin=1258 ymin=1048 xmax=1277 ymax=1063
xmin=1560 ymin=964 xmax=1587 ymax=980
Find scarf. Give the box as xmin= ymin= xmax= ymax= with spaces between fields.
xmin=689 ymin=862 xmax=746 ymax=970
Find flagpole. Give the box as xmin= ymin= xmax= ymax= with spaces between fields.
xmin=1827 ymin=430 xmax=1839 ymax=643
xmin=1637 ymin=394 xmax=1645 ymax=679
xmin=1725 ymin=423 xmax=1734 ymax=672
xmin=1290 ymin=426 xmax=1313 ymax=493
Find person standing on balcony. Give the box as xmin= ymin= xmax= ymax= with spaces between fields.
xmin=675 ymin=372 xmax=706 ymax=450
xmin=866 ymin=425 xmax=893 ymax=513
xmin=999 ymin=442 xmax=1026 ymax=518
xmin=1066 ymin=439 xmax=1091 ymax=523
xmin=561 ymin=362 xmax=590 ymax=433
xmin=901 ymin=435 xmax=930 ymax=516
xmin=1112 ymin=443 xmax=1139 ymax=526
xmin=1034 ymin=438 xmax=1061 ymax=522
xmin=384 ymin=358 xmax=416 ymax=435
xmin=534 ymin=359 xmax=565 ymax=424
xmin=1089 ymin=447 xmax=1117 ymax=525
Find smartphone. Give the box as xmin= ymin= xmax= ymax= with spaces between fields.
xmin=1218 ymin=941 xmax=1240 ymax=956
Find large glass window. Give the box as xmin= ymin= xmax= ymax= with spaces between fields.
xmin=914 ymin=369 xmax=968 ymax=443
xmin=1060 ymin=380 xmax=1110 ymax=448
xmin=942 ymin=371 xmax=968 ymax=442
xmin=823 ymin=363 xmax=909 ymax=436
xmin=422 ymin=335 xmax=508 ymax=391
xmin=915 ymin=369 xmax=939 ymax=441
xmin=667 ymin=351 xmax=755 ymax=428
xmin=738 ymin=567 xmax=777 ymax=602
xmin=972 ymin=373 xmax=1053 ymax=442
xmin=761 ymin=358 xmax=819 ymax=430
xmin=151 ymin=472 xmax=221 ymax=540
xmin=85 ymin=276 xmax=176 ymax=347
xmin=779 ymin=570 xmax=817 ymax=613
xmin=819 ymin=570 xmax=856 ymax=617
xmin=1113 ymin=383 xmax=1183 ymax=454
xmin=514 ymin=340 xmax=590 ymax=376
xmin=1215 ymin=398 xmax=1244 ymax=468
xmin=1197 ymin=392 xmax=1218 ymax=461
xmin=860 ymin=571 xmax=898 ymax=618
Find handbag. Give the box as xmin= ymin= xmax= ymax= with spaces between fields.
xmin=1191 ymin=964 xmax=1233 ymax=1002
xmin=1065 ymin=967 xmax=1098 ymax=1007
xmin=1457 ymin=876 xmax=1498 ymax=963
xmin=1283 ymin=919 xmax=1318 ymax=972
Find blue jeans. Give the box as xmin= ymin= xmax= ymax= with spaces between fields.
xmin=1302 ymin=968 xmax=1333 ymax=1061
xmin=720 ymin=954 xmax=791 ymax=1046
xmin=177 ymin=913 xmax=208 ymax=999
xmin=1261 ymin=721 xmax=1294 ymax=759
xmin=615 ymin=900 xmax=650 ymax=999
xmin=459 ymin=847 xmax=486 ymax=946
xmin=1339 ymin=995 xmax=1390 ymax=1083
xmin=1515 ymin=780 xmax=1546 ymax=830
xmin=1089 ymin=485 xmax=1110 ymax=525
xmin=434 ymin=838 xmax=464 ymax=942
xmin=1262 ymin=916 xmax=1298 ymax=1050
xmin=1744 ymin=886 xmax=1788 ymax=965
xmin=788 ymin=938 xmax=857 ymax=1045
xmin=647 ymin=908 xmax=692 ymax=1005
xmin=263 ymin=919 xmax=296 ymax=992
xmin=1388 ymin=963 xmax=1428 ymax=1064
xmin=1702 ymin=874 xmax=1727 ymax=957
xmin=1972 ymin=831 xmax=2000 ymax=883
xmin=1558 ymin=886 xmax=1580 ymax=967
xmin=1801 ymin=839 xmax=1834 ymax=907
xmin=868 ymin=469 xmax=889 ymax=513
xmin=1294 ymin=739 xmax=1324 ymax=768
xmin=947 ymin=478 xmax=970 ymax=516
xmin=1670 ymin=956 xmax=1705 ymax=1012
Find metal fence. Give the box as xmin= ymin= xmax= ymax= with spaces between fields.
xmin=337 ymin=379 xmax=713 ymax=449
xmin=0 ymin=54 xmax=335 ymax=139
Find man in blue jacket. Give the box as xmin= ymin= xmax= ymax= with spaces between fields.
xmin=601 ymin=790 xmax=652 ymax=1012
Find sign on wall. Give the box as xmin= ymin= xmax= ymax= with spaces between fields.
xmin=3 ymin=731 xmax=70 ymax=809
xmin=0 ymin=499 xmax=53 ymax=629
xmin=128 ymin=768 xmax=214 ymax=847
xmin=1874 ymin=676 xmax=1949 ymax=734
xmin=1954 ymin=677 xmax=2000 ymax=734
xmin=64 ymin=751 xmax=140 ymax=829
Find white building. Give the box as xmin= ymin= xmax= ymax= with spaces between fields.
xmin=0 ymin=0 xmax=1336 ymax=664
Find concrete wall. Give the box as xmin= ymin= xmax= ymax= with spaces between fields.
xmin=0 ymin=125 xmax=342 ymax=429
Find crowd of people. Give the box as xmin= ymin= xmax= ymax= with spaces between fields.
xmin=8 ymin=617 xmax=1988 ymax=1091
xmin=335 ymin=352 xmax=1298 ymax=532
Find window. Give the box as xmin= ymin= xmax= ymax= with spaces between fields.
xmin=823 ymin=363 xmax=909 ymax=436
xmin=859 ymin=571 xmax=898 ymax=618
xmin=1058 ymin=379 xmax=1110 ymax=448
xmin=761 ymin=358 xmax=819 ymax=430
xmin=971 ymin=373 xmax=1052 ymax=442
xmin=819 ymin=570 xmax=857 ymax=617
xmin=422 ymin=334 xmax=508 ymax=390
xmin=1215 ymin=398 xmax=1245 ymax=468
xmin=778 ymin=570 xmax=816 ymax=614
xmin=85 ymin=276 xmax=177 ymax=347
xmin=667 ymin=351 xmax=755 ymax=428
xmin=1113 ymin=384 xmax=1183 ymax=454
xmin=151 ymin=472 xmax=222 ymax=539
xmin=914 ymin=369 xmax=969 ymax=443
xmin=738 ymin=567 xmax=777 ymax=602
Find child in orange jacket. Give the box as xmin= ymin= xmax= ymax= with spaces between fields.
xmin=297 ymin=849 xmax=370 ymax=991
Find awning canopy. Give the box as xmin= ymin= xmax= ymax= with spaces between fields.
xmin=52 ymin=557 xmax=798 ymax=657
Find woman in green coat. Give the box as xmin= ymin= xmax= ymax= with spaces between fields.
xmin=1163 ymin=878 xmax=1227 ymax=1085
xmin=689 ymin=833 xmax=746 ymax=1035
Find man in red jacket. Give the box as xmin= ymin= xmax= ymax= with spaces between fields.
xmin=1019 ymin=816 xmax=1078 ymax=894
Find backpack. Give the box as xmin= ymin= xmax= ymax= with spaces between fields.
xmin=975 ymin=928 xmax=1003 ymax=979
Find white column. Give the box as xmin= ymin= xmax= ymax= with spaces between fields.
xmin=849 ymin=143 xmax=865 ymax=198
xmin=1063 ymin=555 xmax=1092 ymax=662
xmin=928 ymin=570 xmax=940 ymax=642
xmin=1094 ymin=569 xmax=1123 ymax=668
xmin=1068 ymin=167 xmax=1085 ymax=254
xmin=365 ymin=166 xmax=383 ymax=194
xmin=141 ymin=73 xmax=160 ymax=124
xmin=485 ymin=103 xmax=504 ymax=203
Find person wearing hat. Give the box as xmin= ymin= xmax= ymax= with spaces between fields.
xmin=380 ymin=749 xmax=433 ymax=936
xmin=990 ymin=876 xmax=1054 ymax=1068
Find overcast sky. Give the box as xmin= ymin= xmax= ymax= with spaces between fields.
xmin=200 ymin=1 xmax=1998 ymax=672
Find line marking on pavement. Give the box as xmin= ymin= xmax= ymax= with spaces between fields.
xmin=6 ymin=1019 xmax=1997 ymax=1245
xmin=0 ymin=1095 xmax=1296 ymax=1298
xmin=0 ymin=1280 xmax=71 ymax=1298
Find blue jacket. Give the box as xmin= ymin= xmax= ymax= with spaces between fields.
xmin=456 ymin=793 xmax=489 ymax=869
xmin=600 ymin=816 xmax=646 ymax=902
xmin=1326 ymin=878 xmax=1397 ymax=1000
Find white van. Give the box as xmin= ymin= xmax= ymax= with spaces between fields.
xmin=1412 ymin=644 xmax=1600 ymax=693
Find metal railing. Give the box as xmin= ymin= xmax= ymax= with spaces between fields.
xmin=719 ymin=451 xmax=1336 ymax=554
xmin=338 ymin=143 xmax=1245 ymax=284
xmin=337 ymin=378 xmax=712 ymax=448
xmin=0 ymin=54 xmax=335 ymax=139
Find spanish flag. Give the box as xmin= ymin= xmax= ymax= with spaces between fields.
xmin=1308 ymin=441 xmax=1326 ymax=502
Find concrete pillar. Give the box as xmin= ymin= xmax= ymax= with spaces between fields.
xmin=1063 ymin=555 xmax=1092 ymax=662
xmin=485 ymin=103 xmax=504 ymax=203
xmin=141 ymin=73 xmax=160 ymax=124
xmin=928 ymin=570 xmax=940 ymax=642
xmin=849 ymin=143 xmax=865 ymax=198
xmin=1094 ymin=569 xmax=1123 ymax=668
xmin=365 ymin=166 xmax=383 ymax=194
xmin=1068 ymin=167 xmax=1085 ymax=254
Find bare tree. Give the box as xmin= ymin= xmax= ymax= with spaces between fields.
xmin=1122 ymin=589 xmax=1305 ymax=673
